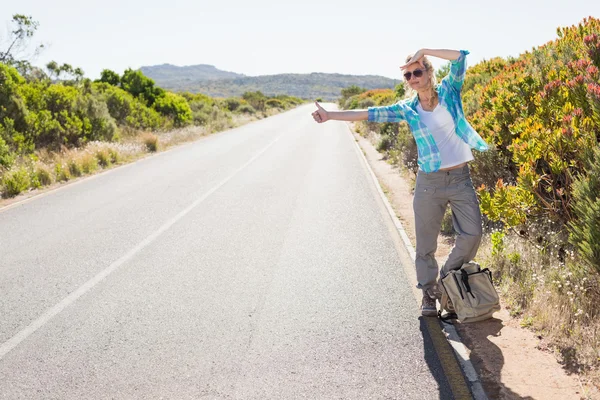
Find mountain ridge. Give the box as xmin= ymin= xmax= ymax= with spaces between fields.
xmin=140 ymin=63 xmax=399 ymax=100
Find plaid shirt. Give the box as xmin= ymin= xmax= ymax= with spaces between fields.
xmin=367 ymin=50 xmax=488 ymax=173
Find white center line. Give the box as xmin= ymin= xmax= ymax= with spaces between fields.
xmin=0 ymin=135 xmax=280 ymax=361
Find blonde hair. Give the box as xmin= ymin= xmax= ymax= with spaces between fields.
xmin=405 ymin=54 xmax=438 ymax=109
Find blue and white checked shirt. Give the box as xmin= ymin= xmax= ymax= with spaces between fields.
xmin=367 ymin=50 xmax=489 ymax=173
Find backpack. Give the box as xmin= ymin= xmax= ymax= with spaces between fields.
xmin=438 ymin=262 xmax=501 ymax=323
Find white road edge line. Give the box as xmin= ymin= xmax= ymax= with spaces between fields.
xmin=0 ymin=135 xmax=281 ymax=361
xmin=347 ymin=126 xmax=489 ymax=400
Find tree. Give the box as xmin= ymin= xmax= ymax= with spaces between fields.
xmin=242 ymin=91 xmax=266 ymax=111
xmin=0 ymin=14 xmax=44 ymax=73
xmin=394 ymin=83 xmax=406 ymax=100
xmin=153 ymin=92 xmax=192 ymax=127
xmin=98 ymin=69 xmax=121 ymax=86
xmin=46 ymin=62 xmax=85 ymax=82
xmin=340 ymin=85 xmax=365 ymax=99
xmin=436 ymin=62 xmax=451 ymax=82
xmin=46 ymin=61 xmax=60 ymax=80
xmin=120 ymin=68 xmax=164 ymax=106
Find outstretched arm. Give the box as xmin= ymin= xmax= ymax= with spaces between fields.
xmin=312 ymin=102 xmax=368 ymax=123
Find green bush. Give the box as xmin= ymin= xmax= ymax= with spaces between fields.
xmin=223 ymin=97 xmax=241 ymax=112
xmin=108 ymin=147 xmax=119 ymax=163
xmin=34 ymin=164 xmax=53 ymax=186
xmin=67 ymin=158 xmax=83 ymax=177
xmin=95 ymin=148 xmax=111 ymax=167
xmin=74 ymin=93 xmax=118 ymax=144
xmin=265 ymin=98 xmax=284 ymax=109
xmin=97 ymin=69 xmax=121 ymax=86
xmin=237 ymin=104 xmax=255 ymax=114
xmin=120 ymin=68 xmax=164 ymax=106
xmin=55 ymin=162 xmax=71 ymax=182
xmin=79 ymin=152 xmax=99 ymax=173
xmin=358 ymin=98 xmax=376 ymax=108
xmin=491 ymin=231 xmax=506 ymax=256
xmin=242 ymin=91 xmax=266 ymax=111
xmin=96 ymin=83 xmax=162 ymax=130
xmin=153 ymin=92 xmax=193 ymax=127
xmin=0 ymin=136 xmax=15 ymax=168
xmin=377 ymin=135 xmax=394 ymax=152
xmin=569 ymin=146 xmax=600 ymax=273
xmin=2 ymin=166 xmax=30 ymax=197
xmin=0 ymin=63 xmax=28 ymax=134
xmin=192 ymin=110 xmax=210 ymax=126
xmin=441 ymin=208 xmax=455 ymax=236
xmin=339 ymin=85 xmax=366 ymax=108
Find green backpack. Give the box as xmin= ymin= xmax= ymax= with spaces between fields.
xmin=439 ymin=262 xmax=501 ymax=323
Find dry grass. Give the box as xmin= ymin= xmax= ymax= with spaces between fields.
xmin=0 ymin=107 xmax=294 ymax=199
xmin=477 ymin=231 xmax=600 ymax=389
xmin=140 ymin=132 xmax=159 ymax=152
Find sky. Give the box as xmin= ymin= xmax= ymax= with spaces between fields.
xmin=1 ymin=0 xmax=599 ymax=81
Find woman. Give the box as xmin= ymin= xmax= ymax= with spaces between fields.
xmin=311 ymin=49 xmax=488 ymax=317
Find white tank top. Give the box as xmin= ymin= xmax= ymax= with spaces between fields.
xmin=416 ymin=102 xmax=474 ymax=169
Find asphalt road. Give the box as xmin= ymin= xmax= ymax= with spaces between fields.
xmin=0 ymin=104 xmax=454 ymax=399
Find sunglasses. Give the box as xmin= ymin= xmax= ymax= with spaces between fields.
xmin=403 ymin=69 xmax=425 ymax=80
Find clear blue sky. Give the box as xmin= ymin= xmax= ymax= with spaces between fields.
xmin=1 ymin=0 xmax=599 ymax=80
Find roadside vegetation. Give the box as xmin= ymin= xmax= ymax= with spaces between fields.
xmin=0 ymin=14 xmax=304 ymax=199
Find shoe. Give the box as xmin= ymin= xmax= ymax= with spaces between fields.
xmin=426 ymin=285 xmax=443 ymax=301
xmin=421 ymin=293 xmax=437 ymax=317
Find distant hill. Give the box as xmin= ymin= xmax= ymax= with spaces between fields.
xmin=140 ymin=64 xmax=244 ymax=82
xmin=140 ymin=64 xmax=399 ymax=100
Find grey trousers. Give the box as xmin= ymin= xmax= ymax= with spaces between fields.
xmin=413 ymin=164 xmax=483 ymax=291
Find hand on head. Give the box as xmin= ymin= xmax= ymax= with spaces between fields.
xmin=400 ymin=49 xmax=426 ymax=70
xmin=312 ymin=101 xmax=329 ymax=123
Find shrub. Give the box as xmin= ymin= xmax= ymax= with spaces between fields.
xmin=0 ymin=136 xmax=15 ymax=168
xmin=192 ymin=110 xmax=210 ymax=126
xmin=67 ymin=158 xmax=83 ymax=177
xmin=120 ymin=68 xmax=164 ymax=107
xmin=0 ymin=63 xmax=28 ymax=134
xmin=223 ymin=97 xmax=241 ymax=112
xmin=55 ymin=162 xmax=71 ymax=182
xmin=392 ymin=123 xmax=418 ymax=174
xmin=79 ymin=151 xmax=99 ymax=173
xmin=358 ymin=98 xmax=376 ymax=108
xmin=141 ymin=132 xmax=159 ymax=152
xmin=242 ymin=91 xmax=266 ymax=111
xmin=108 ymin=147 xmax=119 ymax=163
xmin=34 ymin=163 xmax=53 ymax=186
xmin=97 ymin=83 xmax=162 ymax=130
xmin=377 ymin=135 xmax=393 ymax=152
xmin=466 ymin=17 xmax=600 ymax=230
xmin=97 ymin=69 xmax=120 ymax=86
xmin=237 ymin=104 xmax=255 ymax=114
xmin=153 ymin=92 xmax=193 ymax=127
xmin=95 ymin=148 xmax=111 ymax=167
xmin=339 ymin=85 xmax=366 ymax=108
xmin=569 ymin=146 xmax=600 ymax=273
xmin=440 ymin=208 xmax=455 ymax=236
xmin=491 ymin=231 xmax=506 ymax=256
xmin=74 ymin=93 xmax=118 ymax=144
xmin=2 ymin=166 xmax=30 ymax=197
xmin=265 ymin=98 xmax=284 ymax=109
